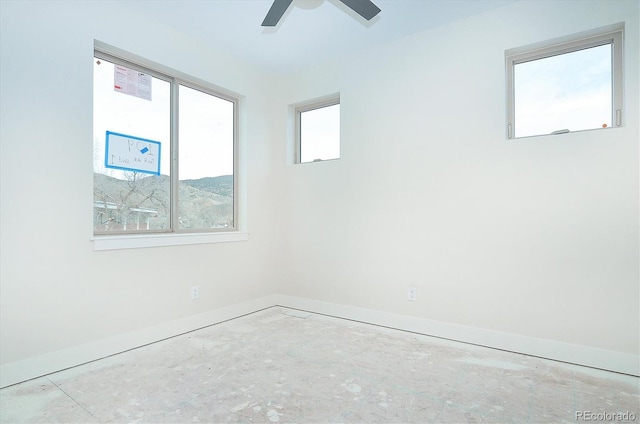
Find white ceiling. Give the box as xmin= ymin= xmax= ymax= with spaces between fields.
xmin=122 ymin=0 xmax=515 ymax=75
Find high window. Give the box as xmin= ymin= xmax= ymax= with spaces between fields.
xmin=295 ymin=96 xmax=340 ymax=163
xmin=93 ymin=48 xmax=236 ymax=235
xmin=506 ymin=24 xmax=623 ymax=139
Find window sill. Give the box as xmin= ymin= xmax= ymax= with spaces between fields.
xmin=92 ymin=231 xmax=249 ymax=251
xmin=509 ymin=125 xmax=619 ymax=140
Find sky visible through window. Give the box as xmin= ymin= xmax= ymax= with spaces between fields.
xmin=179 ymin=85 xmax=234 ymax=180
xmin=514 ymin=44 xmax=612 ymax=138
xmin=300 ymin=103 xmax=340 ymax=163
xmin=93 ymin=59 xmax=233 ymax=181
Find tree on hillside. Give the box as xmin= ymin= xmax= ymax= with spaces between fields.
xmin=94 ymin=172 xmax=169 ymax=231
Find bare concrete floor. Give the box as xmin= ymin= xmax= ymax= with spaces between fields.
xmin=1 ymin=307 xmax=638 ymax=423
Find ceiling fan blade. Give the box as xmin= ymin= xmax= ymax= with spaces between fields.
xmin=338 ymin=0 xmax=381 ymax=20
xmin=262 ymin=0 xmax=294 ymax=26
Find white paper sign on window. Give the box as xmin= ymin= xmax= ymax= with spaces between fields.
xmin=114 ymin=65 xmax=152 ymax=101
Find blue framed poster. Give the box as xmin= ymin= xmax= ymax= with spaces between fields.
xmin=104 ymin=131 xmax=162 ymax=175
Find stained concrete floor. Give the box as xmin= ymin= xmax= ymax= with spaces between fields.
xmin=1 ymin=307 xmax=638 ymax=424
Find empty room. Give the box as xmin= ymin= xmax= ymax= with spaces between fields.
xmin=0 ymin=0 xmax=638 ymax=423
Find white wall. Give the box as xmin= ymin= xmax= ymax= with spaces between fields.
xmin=1 ymin=0 xmax=638 ymax=387
xmin=0 ymin=1 xmax=285 ymax=387
xmin=278 ymin=0 xmax=639 ymax=363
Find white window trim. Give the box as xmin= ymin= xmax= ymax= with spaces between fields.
xmin=92 ymin=232 xmax=249 ymax=251
xmin=92 ymin=41 xmax=245 ymax=249
xmin=294 ymin=93 xmax=340 ymax=164
xmin=505 ymin=23 xmax=624 ymax=139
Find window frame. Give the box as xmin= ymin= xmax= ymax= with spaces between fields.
xmin=93 ymin=42 xmax=242 ymax=248
xmin=294 ymin=94 xmax=341 ymax=164
xmin=505 ymin=23 xmax=624 ymax=139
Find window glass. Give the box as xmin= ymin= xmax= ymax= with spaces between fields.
xmin=93 ymin=58 xmax=171 ymax=231
xmin=514 ymin=44 xmax=612 ymax=138
xmin=299 ymin=103 xmax=340 ymax=163
xmin=178 ymin=85 xmax=234 ymax=229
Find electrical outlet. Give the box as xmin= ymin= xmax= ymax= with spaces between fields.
xmin=191 ymin=285 xmax=199 ymax=300
xmin=408 ymin=287 xmax=417 ymax=301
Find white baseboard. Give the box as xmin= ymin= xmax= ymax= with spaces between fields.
xmin=274 ymin=295 xmax=640 ymax=377
xmin=0 ymin=295 xmax=278 ymax=388
xmin=2 ymin=293 xmax=637 ymax=388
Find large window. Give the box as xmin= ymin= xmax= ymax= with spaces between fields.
xmin=93 ymin=48 xmax=236 ymax=235
xmin=506 ymin=24 xmax=623 ymax=139
xmin=295 ymin=96 xmax=340 ymax=163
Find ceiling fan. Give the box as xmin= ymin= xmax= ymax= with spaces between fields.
xmin=262 ymin=0 xmax=381 ymax=26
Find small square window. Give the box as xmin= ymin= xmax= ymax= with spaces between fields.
xmin=295 ymin=97 xmax=340 ymax=163
xmin=506 ymin=24 xmax=623 ymax=139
